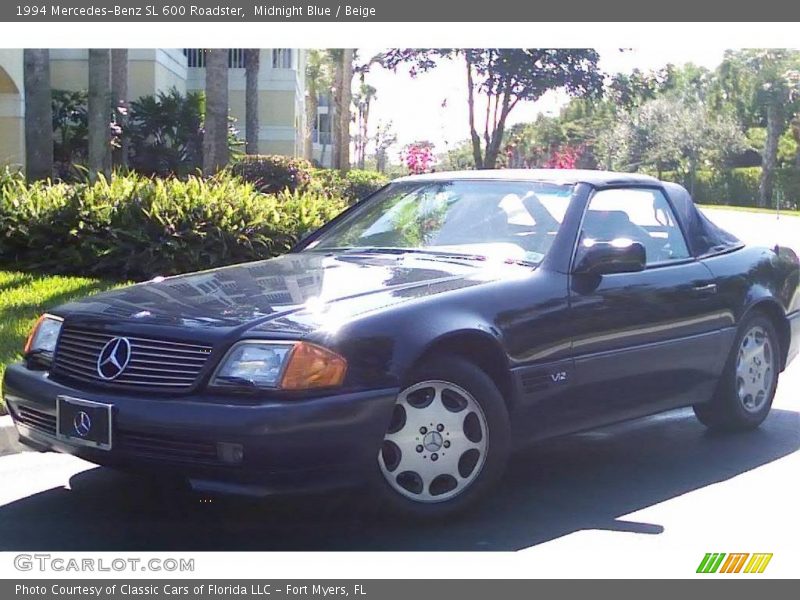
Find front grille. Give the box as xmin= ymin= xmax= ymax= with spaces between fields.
xmin=15 ymin=405 xmax=56 ymax=435
xmin=117 ymin=430 xmax=219 ymax=464
xmin=52 ymin=326 xmax=213 ymax=390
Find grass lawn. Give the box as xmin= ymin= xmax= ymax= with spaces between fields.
xmin=0 ymin=270 xmax=122 ymax=414
xmin=698 ymin=204 xmax=800 ymax=216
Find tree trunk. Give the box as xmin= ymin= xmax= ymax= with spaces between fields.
xmin=330 ymin=50 xmax=343 ymax=170
xmin=358 ymin=99 xmax=370 ymax=169
xmin=244 ymin=49 xmax=260 ymax=155
xmin=23 ymin=49 xmax=53 ymax=182
xmin=338 ymin=49 xmax=354 ymax=173
xmin=465 ymin=57 xmax=483 ymax=169
xmin=304 ymin=87 xmax=318 ymax=162
xmin=111 ymin=49 xmax=128 ymax=169
xmin=759 ymin=101 xmax=781 ymax=208
xmin=88 ymin=49 xmax=111 ymax=181
xmin=203 ymin=49 xmax=229 ymax=175
xmin=482 ymin=93 xmax=512 ymax=169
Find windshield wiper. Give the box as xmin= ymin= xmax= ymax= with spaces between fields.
xmin=335 ymin=246 xmax=539 ymax=267
xmin=340 ymin=247 xmax=487 ymax=260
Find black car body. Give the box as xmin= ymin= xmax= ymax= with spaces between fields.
xmin=5 ymin=170 xmax=800 ymax=514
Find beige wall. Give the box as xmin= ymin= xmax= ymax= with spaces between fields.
xmin=0 ymin=52 xmax=25 ymax=168
xmin=50 ymin=50 xmax=187 ymax=99
xmin=0 ymin=49 xmax=23 ymax=93
xmin=0 ymin=116 xmax=24 ymax=168
xmin=50 ymin=59 xmax=88 ymax=91
xmin=260 ymin=90 xmax=295 ymax=126
xmin=260 ymin=140 xmax=296 ymax=155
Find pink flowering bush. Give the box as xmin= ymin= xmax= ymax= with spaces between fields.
xmin=543 ymin=145 xmax=582 ymax=169
xmin=402 ymin=143 xmax=435 ymax=174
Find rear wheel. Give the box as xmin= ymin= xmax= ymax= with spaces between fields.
xmin=694 ymin=313 xmax=779 ymax=431
xmin=373 ymin=356 xmax=510 ymax=518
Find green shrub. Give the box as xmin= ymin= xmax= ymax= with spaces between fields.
xmin=127 ymin=90 xmax=206 ymax=177
xmin=342 ymin=169 xmax=390 ymax=202
xmin=52 ymin=90 xmax=89 ymax=180
xmin=0 ymin=170 xmax=346 ymax=281
xmin=230 ymin=155 xmax=312 ymax=194
xmin=661 ymin=167 xmax=799 ymax=210
xmin=306 ymin=168 xmax=389 ymax=204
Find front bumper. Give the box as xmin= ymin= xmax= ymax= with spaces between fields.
xmin=2 ymin=363 xmax=398 ymax=497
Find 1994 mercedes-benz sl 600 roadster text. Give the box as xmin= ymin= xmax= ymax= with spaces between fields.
xmin=5 ymin=170 xmax=799 ymax=517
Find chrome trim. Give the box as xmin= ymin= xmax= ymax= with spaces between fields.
xmin=55 ymin=395 xmax=113 ymax=451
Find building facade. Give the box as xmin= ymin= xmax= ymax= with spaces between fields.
xmin=0 ymin=48 xmax=333 ymax=170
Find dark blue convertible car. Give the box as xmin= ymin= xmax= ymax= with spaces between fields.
xmin=5 ymin=170 xmax=799 ymax=517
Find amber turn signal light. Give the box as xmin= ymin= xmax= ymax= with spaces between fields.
xmin=280 ymin=342 xmax=347 ymax=390
xmin=24 ymin=314 xmax=48 ymax=354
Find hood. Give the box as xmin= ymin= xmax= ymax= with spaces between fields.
xmin=55 ymin=251 xmax=524 ymax=333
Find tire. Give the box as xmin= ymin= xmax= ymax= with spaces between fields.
xmin=370 ymin=356 xmax=511 ymax=519
xmin=693 ymin=312 xmax=780 ymax=432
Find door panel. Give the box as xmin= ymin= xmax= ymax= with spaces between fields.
xmin=560 ymin=186 xmax=732 ymax=431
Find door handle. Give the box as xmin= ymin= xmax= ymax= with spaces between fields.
xmin=692 ymin=282 xmax=718 ymax=295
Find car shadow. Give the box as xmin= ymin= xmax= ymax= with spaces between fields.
xmin=0 ymin=407 xmax=797 ymax=551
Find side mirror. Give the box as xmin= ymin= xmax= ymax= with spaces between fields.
xmin=574 ymin=239 xmax=646 ymax=276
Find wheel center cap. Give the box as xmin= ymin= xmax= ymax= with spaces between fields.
xmin=423 ymin=431 xmax=443 ymax=452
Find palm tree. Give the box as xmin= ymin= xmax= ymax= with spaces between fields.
xmin=353 ymin=79 xmax=377 ymax=169
xmin=304 ymin=50 xmax=332 ymax=162
xmin=203 ymin=49 xmax=229 ymax=175
xmin=111 ymin=49 xmax=129 ymax=168
xmin=23 ymin=49 xmax=53 ymax=182
xmin=88 ymin=49 xmax=111 ymax=180
xmin=244 ymin=49 xmax=260 ymax=155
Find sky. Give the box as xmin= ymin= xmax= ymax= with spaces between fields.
xmin=358 ymin=47 xmax=728 ymax=158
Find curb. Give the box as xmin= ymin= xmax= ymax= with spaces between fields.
xmin=0 ymin=415 xmax=27 ymax=457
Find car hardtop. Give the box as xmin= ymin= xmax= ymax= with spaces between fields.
xmin=395 ymin=169 xmax=660 ymax=188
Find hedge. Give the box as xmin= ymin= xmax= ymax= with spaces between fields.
xmin=230 ymin=155 xmax=313 ymax=194
xmin=306 ymin=168 xmax=390 ymax=204
xmin=0 ymin=170 xmax=347 ymax=281
xmin=231 ymin=155 xmax=389 ymax=204
xmin=661 ymin=167 xmax=800 ymax=210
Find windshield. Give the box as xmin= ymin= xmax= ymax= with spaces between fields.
xmin=304 ymin=180 xmax=575 ymax=265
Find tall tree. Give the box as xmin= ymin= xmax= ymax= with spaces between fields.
xmin=203 ymin=49 xmax=229 ymax=174
xmin=715 ymin=50 xmax=800 ymax=207
xmin=23 ymin=49 xmax=53 ymax=182
xmin=353 ymin=79 xmax=377 ymax=169
xmin=244 ymin=49 xmax=260 ymax=155
xmin=88 ymin=49 xmax=111 ymax=180
xmin=110 ymin=49 xmax=129 ymax=168
xmin=380 ymin=49 xmax=603 ymax=169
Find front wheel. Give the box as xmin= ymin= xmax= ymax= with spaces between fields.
xmin=694 ymin=313 xmax=780 ymax=432
xmin=373 ymin=356 xmax=511 ymax=518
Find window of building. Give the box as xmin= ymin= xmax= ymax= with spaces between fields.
xmin=182 ymin=49 xmax=246 ymax=69
xmin=272 ymin=49 xmax=293 ymax=69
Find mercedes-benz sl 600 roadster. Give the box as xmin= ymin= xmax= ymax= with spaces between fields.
xmin=5 ymin=170 xmax=799 ymax=517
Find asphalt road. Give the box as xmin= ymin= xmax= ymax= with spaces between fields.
xmin=0 ymin=208 xmax=797 ymax=554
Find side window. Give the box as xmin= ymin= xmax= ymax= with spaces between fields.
xmin=580 ymin=188 xmax=691 ymax=266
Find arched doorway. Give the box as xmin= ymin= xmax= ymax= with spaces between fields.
xmin=0 ymin=59 xmax=25 ymax=169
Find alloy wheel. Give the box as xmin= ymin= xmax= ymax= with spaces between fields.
xmin=378 ymin=380 xmax=489 ymax=503
xmin=735 ymin=325 xmax=775 ymax=413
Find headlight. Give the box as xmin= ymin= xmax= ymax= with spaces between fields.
xmin=24 ymin=314 xmax=63 ymax=358
xmin=212 ymin=341 xmax=347 ymax=390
